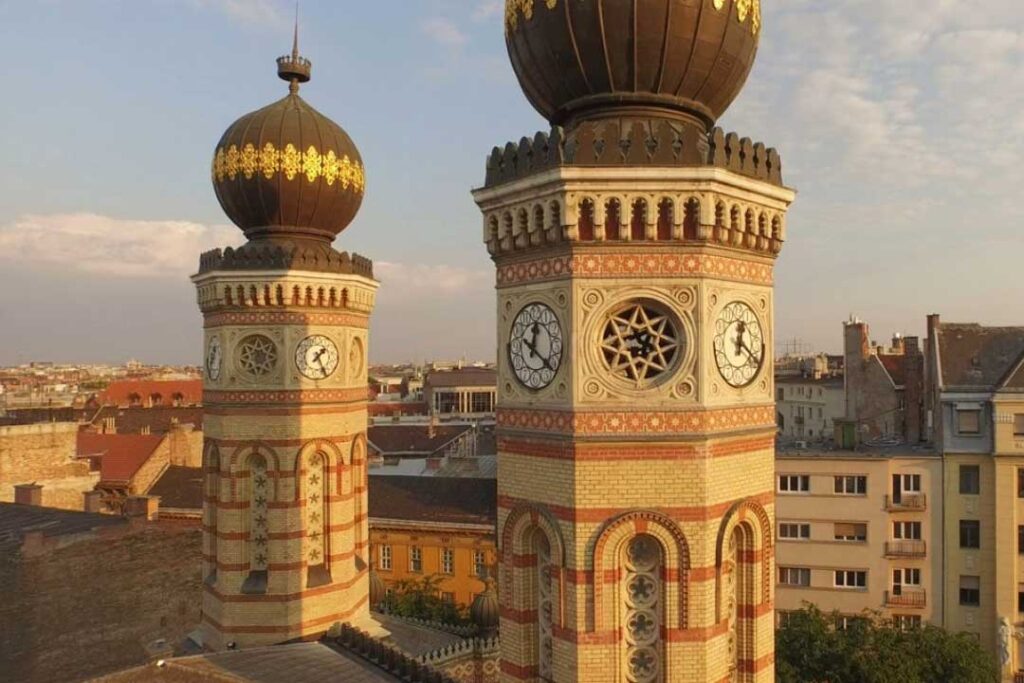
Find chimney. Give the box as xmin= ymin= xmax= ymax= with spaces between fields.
xmin=83 ymin=490 xmax=104 ymax=513
xmin=124 ymin=495 xmax=160 ymax=521
xmin=904 ymin=336 xmax=921 ymax=354
xmin=891 ymin=334 xmax=905 ymax=354
xmin=14 ymin=483 xmax=42 ymax=506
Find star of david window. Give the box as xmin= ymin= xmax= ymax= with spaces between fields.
xmin=600 ymin=301 xmax=682 ymax=386
xmin=237 ymin=335 xmax=278 ymax=377
xmin=307 ymin=453 xmax=327 ymax=568
xmin=249 ymin=454 xmax=269 ymax=572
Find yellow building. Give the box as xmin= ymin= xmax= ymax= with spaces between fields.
xmin=926 ymin=316 xmax=1024 ymax=680
xmin=368 ymin=475 xmax=497 ymax=607
xmin=775 ymin=448 xmax=942 ymax=629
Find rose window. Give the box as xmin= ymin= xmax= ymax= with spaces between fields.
xmin=237 ymin=334 xmax=278 ymax=377
xmin=623 ymin=534 xmax=663 ymax=683
xmin=601 ymin=302 xmax=681 ymax=386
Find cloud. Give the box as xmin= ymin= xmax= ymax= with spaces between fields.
xmin=191 ymin=0 xmax=284 ymax=27
xmin=375 ymin=261 xmax=489 ymax=296
xmin=472 ymin=1 xmax=503 ymax=22
xmin=0 ymin=213 xmax=239 ymax=279
xmin=421 ymin=17 xmax=468 ymax=47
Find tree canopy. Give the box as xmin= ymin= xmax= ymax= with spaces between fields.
xmin=776 ymin=605 xmax=998 ymax=683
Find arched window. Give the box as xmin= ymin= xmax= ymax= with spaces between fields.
xmin=631 ymin=199 xmax=646 ymax=240
xmin=683 ymin=199 xmax=700 ymax=240
xmin=622 ymin=534 xmax=664 ymax=683
xmin=578 ymin=199 xmax=595 ymax=241
xmin=656 ymin=199 xmax=673 ymax=241
xmin=306 ymin=452 xmax=331 ymax=587
xmin=605 ymin=199 xmax=622 ymax=240
xmin=534 ymin=531 xmax=554 ymax=682
xmin=726 ymin=524 xmax=755 ymax=682
xmin=242 ymin=453 xmax=270 ymax=594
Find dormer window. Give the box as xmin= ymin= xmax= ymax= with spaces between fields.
xmin=956 ymin=408 xmax=981 ymax=435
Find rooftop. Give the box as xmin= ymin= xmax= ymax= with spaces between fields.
xmin=367 ymin=424 xmax=472 ymax=456
xmin=149 ymin=466 xmax=204 ymax=510
xmin=936 ymin=323 xmax=1024 ymax=392
xmin=78 ymin=432 xmax=164 ymax=482
xmin=423 ymin=368 xmax=496 ymax=389
xmin=368 ymin=475 xmax=496 ymax=528
xmin=0 ymin=502 xmax=127 ymax=549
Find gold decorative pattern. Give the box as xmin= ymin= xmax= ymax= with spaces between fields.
xmin=496 ymin=404 xmax=776 ymax=436
xmin=506 ymin=0 xmax=760 ymax=36
xmin=212 ymin=142 xmax=366 ymax=194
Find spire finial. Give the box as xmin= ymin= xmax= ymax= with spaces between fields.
xmin=292 ymin=2 xmax=299 ymax=60
xmin=277 ymin=2 xmax=310 ymax=92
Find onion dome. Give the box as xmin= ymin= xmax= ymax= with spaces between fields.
xmin=211 ymin=28 xmax=365 ymax=244
xmin=504 ymin=0 xmax=761 ymax=132
xmin=470 ymin=577 xmax=500 ymax=636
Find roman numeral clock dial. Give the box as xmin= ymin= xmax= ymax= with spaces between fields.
xmin=295 ymin=335 xmax=340 ymax=380
xmin=508 ymin=303 xmax=564 ymax=390
xmin=713 ymin=301 xmax=765 ymax=388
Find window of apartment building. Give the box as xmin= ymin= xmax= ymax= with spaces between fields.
xmin=892 ymin=568 xmax=921 ymax=594
xmin=835 ymin=615 xmax=868 ymax=631
xmin=834 ymin=475 xmax=867 ymax=495
xmin=778 ymin=475 xmax=810 ymax=493
xmin=893 ymin=614 xmax=922 ymax=630
xmin=442 ymin=591 xmax=455 ymax=604
xmin=959 ymin=465 xmax=980 ymax=495
xmin=410 ymin=546 xmax=423 ymax=573
xmin=893 ymin=521 xmax=922 ymax=540
xmin=474 ymin=550 xmax=487 ymax=578
xmin=959 ymin=520 xmax=980 ymax=549
xmin=779 ymin=523 xmax=811 ymax=540
xmin=1018 ymin=468 xmax=1024 ymax=498
xmin=777 ymin=611 xmax=795 ymax=628
xmin=956 ymin=409 xmax=981 ymax=435
xmin=777 ymin=388 xmax=784 ymax=401
xmin=1018 ymin=585 xmax=1024 ymax=614
xmin=959 ymin=576 xmax=980 ymax=606
xmin=896 ymin=474 xmax=922 ymax=493
xmin=834 ymin=570 xmax=867 ymax=589
xmin=378 ymin=545 xmax=392 ymax=571
xmin=834 ymin=522 xmax=867 ymax=542
xmin=1016 ymin=414 xmax=1024 ymax=436
xmin=778 ymin=566 xmax=811 ymax=586
xmin=441 ymin=548 xmax=455 ymax=575
xmin=1019 ymin=526 xmax=1024 ymax=554
xmin=470 ymin=392 xmax=492 ymax=413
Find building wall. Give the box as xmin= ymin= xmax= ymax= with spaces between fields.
xmin=775 ymin=455 xmax=942 ymax=627
xmin=0 ymin=422 xmax=97 ymax=510
xmin=844 ymin=322 xmax=903 ymax=440
xmin=0 ymin=523 xmax=202 ymax=683
xmin=369 ymin=525 xmax=496 ymax=607
xmin=776 ymin=381 xmax=844 ymax=440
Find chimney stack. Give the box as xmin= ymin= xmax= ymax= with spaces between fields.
xmin=14 ymin=483 xmax=42 ymax=506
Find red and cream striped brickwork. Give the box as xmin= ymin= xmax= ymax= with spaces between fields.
xmin=474 ymin=166 xmax=794 ymax=682
xmin=192 ymin=267 xmax=378 ymax=650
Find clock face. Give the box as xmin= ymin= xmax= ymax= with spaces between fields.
xmin=508 ymin=303 xmax=563 ymax=390
xmin=713 ymin=301 xmax=765 ymax=388
xmin=295 ymin=335 xmax=340 ymax=380
xmin=206 ymin=337 xmax=222 ymax=381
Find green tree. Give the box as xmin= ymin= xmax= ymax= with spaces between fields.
xmin=776 ymin=605 xmax=998 ymax=683
xmin=379 ymin=574 xmax=471 ymax=626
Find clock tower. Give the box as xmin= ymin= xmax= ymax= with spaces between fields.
xmin=473 ymin=2 xmax=794 ymax=682
xmin=193 ymin=37 xmax=376 ymax=650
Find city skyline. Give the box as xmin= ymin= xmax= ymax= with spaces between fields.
xmin=0 ymin=1 xmax=1022 ymax=365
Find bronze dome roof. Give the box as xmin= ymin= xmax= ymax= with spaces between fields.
xmin=505 ymin=0 xmax=761 ymax=131
xmin=211 ymin=45 xmax=365 ymax=243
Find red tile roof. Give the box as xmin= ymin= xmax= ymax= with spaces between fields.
xmin=96 ymin=380 xmax=203 ymax=408
xmin=367 ymin=424 xmax=472 ymax=456
xmin=77 ymin=432 xmax=164 ymax=482
xmin=878 ymin=354 xmax=906 ymax=387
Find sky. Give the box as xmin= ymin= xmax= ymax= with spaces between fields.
xmin=0 ymin=0 xmax=1021 ymax=366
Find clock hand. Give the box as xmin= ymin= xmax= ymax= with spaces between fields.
xmin=523 ymin=337 xmax=555 ymax=371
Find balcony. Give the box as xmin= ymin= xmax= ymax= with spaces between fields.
xmin=885 ymin=493 xmax=927 ymax=511
xmin=884 ymin=540 xmax=927 ymax=558
xmin=1015 ymin=674 xmax=1024 ymax=683
xmin=885 ymin=589 xmax=927 ymax=608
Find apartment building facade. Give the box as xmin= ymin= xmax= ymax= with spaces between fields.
xmin=926 ymin=315 xmax=1024 ymax=678
xmin=775 ymin=449 xmax=942 ymax=629
xmin=776 ymin=376 xmax=845 ymax=441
